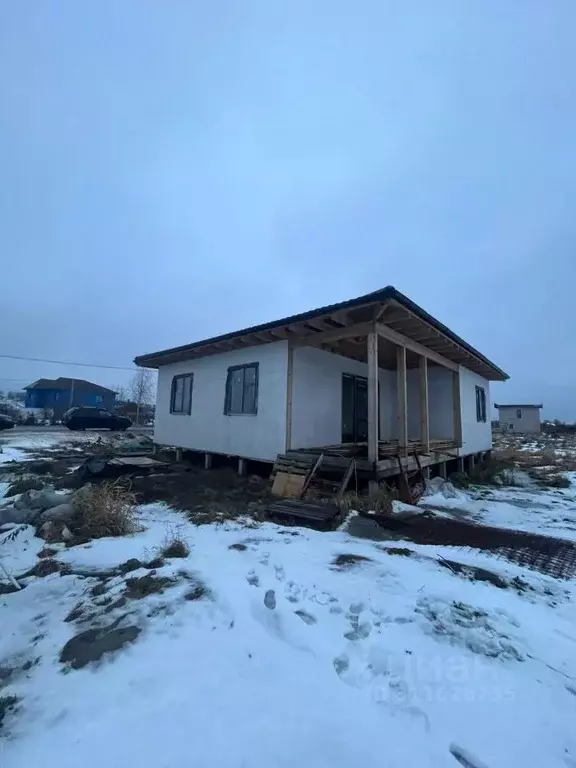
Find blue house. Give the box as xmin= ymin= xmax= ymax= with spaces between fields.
xmin=25 ymin=378 xmax=117 ymax=418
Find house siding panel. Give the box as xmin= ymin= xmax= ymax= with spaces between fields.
xmin=498 ymin=406 xmax=541 ymax=434
xmin=153 ymin=342 xmax=288 ymax=462
xmin=458 ymin=366 xmax=492 ymax=454
xmin=290 ymin=346 xmax=396 ymax=449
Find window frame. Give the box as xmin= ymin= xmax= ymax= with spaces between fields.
xmin=170 ymin=373 xmax=193 ymax=415
xmin=224 ymin=363 xmax=259 ymax=415
xmin=475 ymin=385 xmax=487 ymax=423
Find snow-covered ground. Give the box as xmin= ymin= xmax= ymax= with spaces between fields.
xmin=0 ymin=431 xmax=100 ymax=465
xmin=2 ymin=433 xmax=576 ymax=768
xmin=421 ymin=472 xmax=576 ymax=541
xmin=1 ymin=499 xmax=576 ymax=768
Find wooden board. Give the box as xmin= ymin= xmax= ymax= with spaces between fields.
xmin=271 ymin=472 xmax=306 ymax=499
xmin=265 ymin=500 xmax=339 ymax=529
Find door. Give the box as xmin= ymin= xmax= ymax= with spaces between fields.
xmin=342 ymin=374 xmax=369 ymax=443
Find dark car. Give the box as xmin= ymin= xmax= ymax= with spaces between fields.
xmin=0 ymin=414 xmax=15 ymax=431
xmin=63 ymin=407 xmax=132 ymax=432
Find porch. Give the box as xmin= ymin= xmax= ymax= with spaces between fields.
xmin=286 ymin=313 xmax=464 ymax=477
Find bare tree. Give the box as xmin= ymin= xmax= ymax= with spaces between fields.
xmin=129 ymin=370 xmax=155 ymax=425
xmin=113 ymin=384 xmax=130 ymax=403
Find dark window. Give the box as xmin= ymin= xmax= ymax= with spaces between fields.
xmin=475 ymin=386 xmax=487 ymax=423
xmin=224 ymin=363 xmax=259 ymax=415
xmin=170 ymin=374 xmax=193 ymax=415
xmin=516 ymin=409 xmax=522 ymax=419
xmin=97 ymin=409 xmax=112 ymax=417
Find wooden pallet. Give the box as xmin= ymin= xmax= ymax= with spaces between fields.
xmin=265 ymin=500 xmax=340 ymax=530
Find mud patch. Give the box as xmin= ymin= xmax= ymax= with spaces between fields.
xmin=60 ymin=623 xmax=141 ymax=669
xmin=0 ymin=695 xmax=18 ymax=729
xmin=184 ymin=584 xmax=207 ymax=601
xmin=118 ymin=558 xmax=144 ymax=575
xmin=124 ymin=574 xmax=175 ymax=600
xmin=332 ymin=553 xmax=372 ymax=567
xmin=383 ymin=547 xmax=413 ymax=557
xmin=437 ymin=558 xmax=508 ymax=589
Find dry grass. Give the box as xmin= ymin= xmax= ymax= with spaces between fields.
xmin=69 ymin=481 xmax=137 ymax=540
xmin=161 ymin=538 xmax=190 ymax=558
xmin=5 ymin=476 xmax=45 ymax=497
xmin=338 ymin=486 xmax=396 ymax=515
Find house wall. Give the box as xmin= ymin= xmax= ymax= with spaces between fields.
xmin=498 ymin=406 xmax=541 ymax=434
xmin=290 ymin=346 xmax=397 ymax=449
xmin=458 ymin=367 xmax=492 ymax=454
xmin=427 ymin=366 xmax=455 ymax=441
xmin=25 ymin=388 xmax=116 ymax=415
xmin=153 ymin=342 xmax=288 ymax=462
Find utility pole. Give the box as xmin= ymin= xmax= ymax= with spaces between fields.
xmin=69 ymin=379 xmax=75 ymax=409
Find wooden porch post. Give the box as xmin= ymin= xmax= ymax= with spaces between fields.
xmin=367 ymin=330 xmax=379 ymax=465
xmin=452 ymin=368 xmax=462 ymax=447
xmin=419 ymin=355 xmax=429 ymax=453
xmin=397 ymin=345 xmax=408 ymax=455
xmin=285 ymin=342 xmax=294 ymax=451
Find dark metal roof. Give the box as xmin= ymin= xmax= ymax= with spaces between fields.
xmin=134 ymin=285 xmax=508 ymax=380
xmin=25 ymin=377 xmax=116 ymax=394
xmin=495 ymin=403 xmax=542 ymax=409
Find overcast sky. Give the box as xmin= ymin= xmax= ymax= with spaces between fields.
xmin=1 ymin=1 xmax=575 ymax=419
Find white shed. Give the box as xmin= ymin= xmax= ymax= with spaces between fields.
xmin=135 ymin=286 xmax=508 ymax=480
xmin=495 ymin=404 xmax=542 ymax=434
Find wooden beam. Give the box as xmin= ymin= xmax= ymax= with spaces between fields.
xmin=292 ymin=321 xmax=374 ymax=348
xmin=397 ymin=345 xmax=408 ymax=454
xmin=367 ymin=330 xmax=379 ymax=464
xmin=452 ymin=368 xmax=463 ymax=447
xmin=376 ymin=322 xmax=458 ymax=372
xmin=285 ymin=342 xmax=294 ymax=451
xmin=419 ymin=356 xmax=429 ymax=453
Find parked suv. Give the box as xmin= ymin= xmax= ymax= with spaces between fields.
xmin=0 ymin=414 xmax=15 ymax=431
xmin=63 ymin=407 xmax=132 ymax=431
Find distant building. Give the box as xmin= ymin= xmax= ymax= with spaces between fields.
xmin=495 ymin=403 xmax=542 ymax=434
xmin=24 ymin=378 xmax=116 ymax=419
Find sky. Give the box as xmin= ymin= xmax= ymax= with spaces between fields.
xmin=1 ymin=1 xmax=575 ymax=419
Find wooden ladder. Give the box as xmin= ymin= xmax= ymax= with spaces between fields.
xmin=396 ymin=451 xmax=426 ymax=504
xmin=300 ymin=455 xmax=356 ymax=502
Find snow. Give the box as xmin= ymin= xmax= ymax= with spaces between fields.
xmin=420 ymin=474 xmax=576 ymax=540
xmin=2 ymin=502 xmax=576 ymax=768
xmin=0 ymin=524 xmax=44 ymax=574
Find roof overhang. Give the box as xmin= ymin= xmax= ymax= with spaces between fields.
xmin=134 ymin=286 xmax=508 ymax=381
xmin=495 ymin=404 xmax=542 ymax=409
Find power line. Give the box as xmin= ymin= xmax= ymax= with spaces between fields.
xmin=0 ymin=353 xmax=146 ymax=372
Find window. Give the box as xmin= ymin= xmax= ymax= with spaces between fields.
xmin=516 ymin=409 xmax=522 ymax=419
xmin=170 ymin=374 xmax=193 ymax=415
xmin=54 ymin=392 xmax=60 ymax=402
xmin=475 ymin=386 xmax=487 ymax=423
xmin=95 ymin=395 xmax=103 ymax=404
xmin=224 ymin=363 xmax=259 ymax=415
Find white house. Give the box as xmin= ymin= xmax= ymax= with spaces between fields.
xmin=495 ymin=403 xmax=542 ymax=434
xmin=135 ymin=286 xmax=508 ymax=480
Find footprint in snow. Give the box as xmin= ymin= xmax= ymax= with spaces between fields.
xmin=294 ymin=609 xmax=317 ymax=625
xmin=264 ymin=590 xmax=276 ymax=610
xmin=449 ymin=744 xmax=490 ymax=768
xmin=246 ymin=571 xmax=260 ymax=587
xmin=274 ymin=565 xmax=285 ymax=582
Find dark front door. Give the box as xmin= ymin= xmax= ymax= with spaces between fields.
xmin=342 ymin=374 xmax=369 ymax=443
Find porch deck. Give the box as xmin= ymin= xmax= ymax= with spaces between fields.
xmin=274 ymin=438 xmax=459 ymax=480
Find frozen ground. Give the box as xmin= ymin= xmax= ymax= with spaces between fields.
xmin=1 ymin=439 xmax=576 ymax=768
xmin=421 ymin=472 xmax=576 ymax=541
xmin=0 ymin=430 xmax=101 ymax=465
